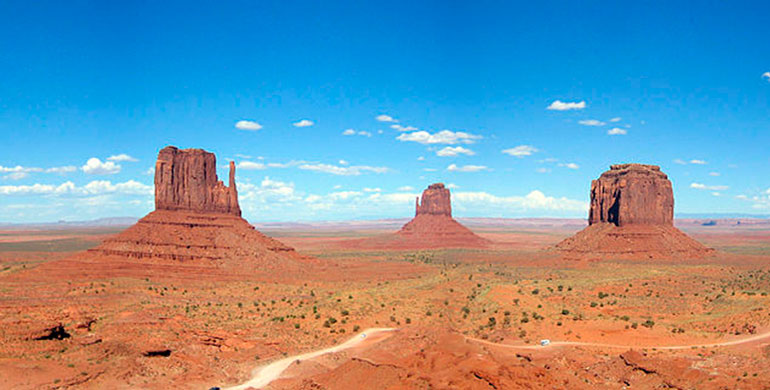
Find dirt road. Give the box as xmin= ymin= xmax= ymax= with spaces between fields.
xmin=224 ymin=328 xmax=396 ymax=390
xmin=468 ymin=329 xmax=770 ymax=351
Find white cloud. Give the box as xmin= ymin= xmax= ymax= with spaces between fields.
xmin=391 ymin=124 xmax=417 ymax=132
xmin=609 ymin=117 xmax=622 ymax=122
xmin=338 ymin=160 xmax=348 ymax=165
xmin=763 ymin=72 xmax=770 ymax=81
xmin=547 ymin=100 xmax=586 ymax=111
xmin=417 ymin=156 xmax=425 ymax=161
xmin=81 ymin=158 xmax=121 ymax=175
xmin=398 ymin=186 xmax=415 ymax=191
xmin=3 ymin=172 xmax=28 ymax=180
xmin=690 ymin=182 xmax=728 ymax=191
xmin=446 ymin=183 xmax=459 ymax=189
xmin=376 ymin=114 xmax=397 ymax=123
xmin=673 ymin=159 xmax=687 ymax=165
xmin=607 ymin=127 xmax=627 ymax=135
xmin=237 ymin=161 xmax=267 ymax=170
xmin=436 ymin=146 xmax=475 ymax=157
xmin=342 ymin=129 xmax=371 ymax=137
xmin=298 ymin=163 xmax=389 ymax=176
xmin=709 ymin=172 xmax=720 ymax=176
xmin=0 ymin=180 xmax=151 ymax=196
xmin=559 ymin=162 xmax=580 ymax=170
xmin=502 ymin=145 xmax=538 ymax=157
xmin=145 ymin=167 xmax=155 ymax=176
xmin=396 ymin=130 xmax=481 ymax=145
xmin=107 ymin=154 xmax=138 ymax=162
xmin=293 ymin=119 xmax=314 ymax=127
xmin=578 ymin=119 xmax=605 ymax=126
xmin=363 ymin=187 xmax=381 ymax=192
xmin=235 ymin=120 xmax=263 ymax=131
xmin=536 ymin=167 xmax=551 ymax=173
xmin=447 ymin=164 xmax=488 ymax=172
xmin=453 ymin=190 xmax=587 ymax=213
xmin=46 ymin=166 xmax=77 ymax=174
xmin=690 ymin=159 xmax=707 ymax=165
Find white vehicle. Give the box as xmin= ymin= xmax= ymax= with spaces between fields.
xmin=540 ymin=339 xmax=551 ymax=346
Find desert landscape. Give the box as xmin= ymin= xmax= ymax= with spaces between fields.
xmin=2 ymin=2 xmax=769 ymax=389
xmin=1 ymin=147 xmax=770 ymax=389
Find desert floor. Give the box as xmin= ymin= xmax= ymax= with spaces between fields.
xmin=1 ymin=220 xmax=770 ymax=389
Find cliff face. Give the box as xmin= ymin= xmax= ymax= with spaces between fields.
xmin=415 ymin=183 xmax=452 ymax=217
xmin=154 ymin=146 xmax=241 ymax=216
xmin=588 ymin=164 xmax=673 ymax=227
xmin=557 ymin=163 xmax=712 ymax=259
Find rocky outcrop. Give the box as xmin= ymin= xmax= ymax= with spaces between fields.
xmin=416 ymin=183 xmax=452 ymax=217
xmin=154 ymin=146 xmax=241 ymax=216
xmin=589 ymin=164 xmax=673 ymax=226
xmin=393 ymin=183 xmax=488 ymax=248
xmin=70 ymin=146 xmax=315 ymax=272
xmin=557 ymin=164 xmax=712 ymax=259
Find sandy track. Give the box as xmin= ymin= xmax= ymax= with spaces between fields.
xmin=468 ymin=330 xmax=770 ymax=351
xmin=224 ymin=328 xmax=397 ymax=390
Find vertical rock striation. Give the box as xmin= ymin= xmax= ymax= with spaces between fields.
xmin=154 ymin=146 xmax=241 ymax=216
xmin=415 ymin=183 xmax=452 ymax=217
xmin=588 ymin=164 xmax=673 ymax=227
xmin=556 ymin=163 xmax=712 ymax=259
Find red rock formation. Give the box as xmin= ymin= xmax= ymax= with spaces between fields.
xmin=557 ymin=164 xmax=712 ymax=259
xmin=416 ymin=183 xmax=452 ymax=217
xmin=392 ymin=183 xmax=488 ymax=248
xmin=67 ymin=146 xmax=314 ymax=272
xmin=589 ymin=164 xmax=673 ymax=226
xmin=154 ymin=146 xmax=241 ymax=216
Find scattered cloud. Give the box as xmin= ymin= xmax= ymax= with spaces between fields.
xmin=536 ymin=167 xmax=551 ymax=174
xmin=609 ymin=117 xmax=622 ymax=122
xmin=559 ymin=162 xmax=579 ymax=170
xmin=502 ymin=145 xmax=538 ymax=157
xmin=396 ymin=130 xmax=481 ymax=145
xmin=390 ymin=124 xmax=418 ymax=132
xmin=447 ymin=164 xmax=488 ymax=172
xmin=107 ymin=154 xmax=138 ymax=162
xmin=237 ymin=161 xmax=267 ymax=170
xmin=293 ymin=119 xmax=314 ymax=127
xmin=417 ymin=156 xmax=425 ymax=161
xmin=436 ymin=146 xmax=475 ymax=157
xmin=446 ymin=183 xmax=459 ymax=189
xmin=690 ymin=182 xmax=728 ymax=191
xmin=0 ymin=180 xmax=151 ymax=196
xmin=709 ymin=172 xmax=720 ymax=177
xmin=453 ymin=190 xmax=587 ymax=213
xmin=3 ymin=172 xmax=28 ymax=180
xmin=547 ymin=100 xmax=586 ymax=111
xmin=376 ymin=114 xmax=397 ymax=123
xmin=578 ymin=119 xmax=605 ymax=126
xmin=398 ymin=186 xmax=415 ymax=191
xmin=607 ymin=127 xmax=627 ymax=135
xmin=363 ymin=187 xmax=381 ymax=193
xmin=673 ymin=159 xmax=687 ymax=165
xmin=235 ymin=120 xmax=262 ymax=131
xmin=338 ymin=160 xmax=348 ymax=165
xmin=46 ymin=166 xmax=77 ymax=174
xmin=763 ymin=72 xmax=770 ymax=81
xmin=342 ymin=128 xmax=372 ymax=137
xmin=690 ymin=159 xmax=707 ymax=165
xmin=298 ymin=163 xmax=389 ymax=176
xmin=81 ymin=158 xmax=120 ymax=175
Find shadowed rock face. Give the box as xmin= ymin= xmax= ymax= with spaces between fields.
xmin=416 ymin=183 xmax=452 ymax=217
xmin=589 ymin=164 xmax=673 ymax=227
xmin=154 ymin=146 xmax=241 ymax=216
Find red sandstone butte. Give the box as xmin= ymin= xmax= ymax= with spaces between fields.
xmin=395 ymin=183 xmax=489 ymax=248
xmin=60 ymin=146 xmax=314 ymax=274
xmin=557 ymin=164 xmax=712 ymax=259
xmin=155 ymin=146 xmax=241 ymax=216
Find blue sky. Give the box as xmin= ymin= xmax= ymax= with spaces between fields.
xmin=1 ymin=1 xmax=769 ymax=223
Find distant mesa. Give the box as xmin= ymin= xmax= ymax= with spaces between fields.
xmin=68 ymin=146 xmax=313 ymax=273
xmin=556 ymin=164 xmax=713 ymax=259
xmin=395 ymin=183 xmax=489 ymax=248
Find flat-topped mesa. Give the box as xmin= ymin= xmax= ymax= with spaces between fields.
xmin=415 ymin=183 xmax=452 ymax=217
xmin=154 ymin=146 xmax=241 ymax=216
xmin=589 ymin=163 xmax=673 ymax=227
